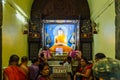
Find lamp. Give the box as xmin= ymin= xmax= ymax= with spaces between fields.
xmin=91 ymin=21 xmax=99 ymax=34
xmin=22 ymin=23 xmax=29 ymax=34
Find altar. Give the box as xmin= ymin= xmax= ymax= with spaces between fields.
xmin=47 ymin=53 xmax=78 ymax=80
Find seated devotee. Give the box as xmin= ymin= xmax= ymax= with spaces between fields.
xmin=3 ymin=54 xmax=27 ymax=80
xmin=74 ymin=57 xmax=93 ymax=80
xmin=36 ymin=62 xmax=51 ymax=80
xmin=49 ymin=28 xmax=72 ymax=53
xmin=19 ymin=56 xmax=29 ymax=80
xmin=93 ymin=53 xmax=120 ymax=80
xmin=29 ymin=56 xmax=40 ymax=80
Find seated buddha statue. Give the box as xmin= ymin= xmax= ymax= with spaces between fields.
xmin=49 ymin=28 xmax=72 ymax=52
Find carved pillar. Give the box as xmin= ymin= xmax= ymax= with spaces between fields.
xmin=80 ymin=20 xmax=93 ymax=60
xmin=115 ymin=0 xmax=120 ymax=59
xmin=0 ymin=0 xmax=2 ymax=79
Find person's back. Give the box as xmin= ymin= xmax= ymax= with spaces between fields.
xmin=93 ymin=53 xmax=106 ymax=80
xmin=19 ymin=56 xmax=29 ymax=79
xmin=93 ymin=57 xmax=120 ymax=80
xmin=4 ymin=65 xmax=20 ymax=80
xmin=29 ymin=56 xmax=40 ymax=80
xmin=93 ymin=53 xmax=120 ymax=80
xmin=3 ymin=54 xmax=26 ymax=80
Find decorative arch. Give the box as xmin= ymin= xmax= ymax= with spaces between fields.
xmin=30 ymin=0 xmax=90 ymax=20
xmin=29 ymin=0 xmax=93 ymax=60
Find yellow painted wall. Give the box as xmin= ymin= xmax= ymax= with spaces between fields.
xmin=88 ymin=0 xmax=115 ymax=59
xmin=5 ymin=0 xmax=34 ymax=18
xmin=2 ymin=0 xmax=33 ymax=68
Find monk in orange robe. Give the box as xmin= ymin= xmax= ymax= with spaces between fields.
xmin=3 ymin=65 xmax=27 ymax=80
xmin=3 ymin=55 xmax=27 ymax=80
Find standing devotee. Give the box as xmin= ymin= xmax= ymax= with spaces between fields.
xmin=3 ymin=54 xmax=26 ymax=80
xmin=36 ymin=62 xmax=51 ymax=80
xmin=29 ymin=56 xmax=40 ymax=80
xmin=74 ymin=57 xmax=93 ymax=80
xmin=19 ymin=56 xmax=29 ymax=80
xmin=93 ymin=53 xmax=120 ymax=80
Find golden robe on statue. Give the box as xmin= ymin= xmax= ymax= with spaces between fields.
xmin=49 ymin=33 xmax=72 ymax=52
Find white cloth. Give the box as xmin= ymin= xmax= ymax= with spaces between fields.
xmin=63 ymin=62 xmax=72 ymax=73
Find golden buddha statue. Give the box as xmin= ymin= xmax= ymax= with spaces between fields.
xmin=49 ymin=28 xmax=72 ymax=52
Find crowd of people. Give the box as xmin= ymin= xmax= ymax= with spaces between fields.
xmin=3 ymin=46 xmax=51 ymax=80
xmin=3 ymin=48 xmax=120 ymax=80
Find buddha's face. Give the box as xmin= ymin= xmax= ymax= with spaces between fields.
xmin=58 ymin=29 xmax=64 ymax=35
